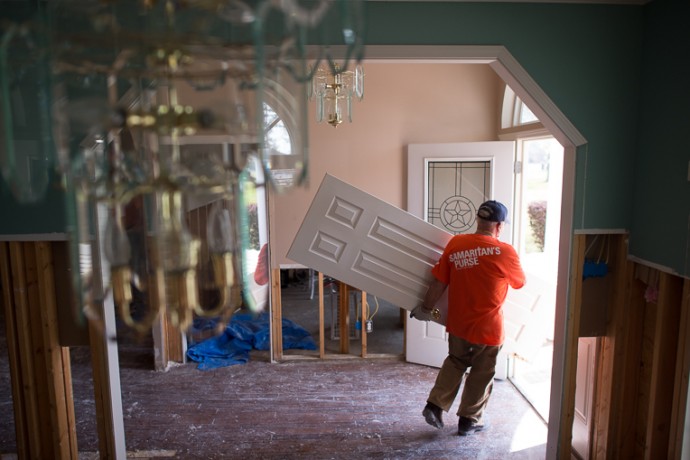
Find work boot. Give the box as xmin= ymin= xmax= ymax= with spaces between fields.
xmin=422 ymin=402 xmax=444 ymax=429
xmin=457 ymin=416 xmax=485 ymax=436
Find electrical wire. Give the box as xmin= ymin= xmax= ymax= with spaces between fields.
xmin=366 ymin=295 xmax=380 ymax=321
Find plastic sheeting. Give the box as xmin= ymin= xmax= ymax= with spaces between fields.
xmin=583 ymin=260 xmax=608 ymax=279
xmin=186 ymin=313 xmax=316 ymax=370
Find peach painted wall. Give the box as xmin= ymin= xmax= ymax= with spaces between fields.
xmin=270 ymin=63 xmax=501 ymax=267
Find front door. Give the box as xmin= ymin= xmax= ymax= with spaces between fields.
xmin=405 ymin=142 xmax=516 ymax=373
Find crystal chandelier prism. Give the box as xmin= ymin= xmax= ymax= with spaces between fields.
xmin=310 ymin=62 xmax=364 ymax=127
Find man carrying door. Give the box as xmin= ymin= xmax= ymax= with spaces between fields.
xmin=412 ymin=200 xmax=526 ymax=436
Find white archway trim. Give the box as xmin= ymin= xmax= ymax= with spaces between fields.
xmin=343 ymin=44 xmax=584 ymax=460
xmin=362 ymin=45 xmax=587 ymax=148
xmin=491 ymin=48 xmax=586 ymax=148
xmin=307 ymin=43 xmax=586 ymax=458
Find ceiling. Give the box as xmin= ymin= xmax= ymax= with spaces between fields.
xmin=370 ymin=0 xmax=651 ymax=5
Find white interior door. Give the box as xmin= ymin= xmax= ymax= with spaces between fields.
xmin=406 ymin=142 xmax=515 ymax=371
xmin=287 ymin=174 xmax=453 ymax=321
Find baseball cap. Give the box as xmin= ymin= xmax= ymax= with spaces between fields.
xmin=477 ymin=200 xmax=509 ymax=223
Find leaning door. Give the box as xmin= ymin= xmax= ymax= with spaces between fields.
xmin=405 ymin=142 xmax=516 ymax=370
xmin=287 ymin=173 xmax=453 ymax=320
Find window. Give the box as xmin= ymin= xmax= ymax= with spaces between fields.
xmin=264 ymin=103 xmax=291 ymax=157
xmin=501 ymin=85 xmax=539 ymax=129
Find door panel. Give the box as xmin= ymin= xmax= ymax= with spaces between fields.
xmin=287 ymin=173 xmax=453 ymax=324
xmin=503 ymin=272 xmax=554 ymax=361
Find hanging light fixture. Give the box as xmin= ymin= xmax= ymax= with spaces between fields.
xmin=0 ymin=0 xmax=366 ymax=336
xmin=310 ymin=61 xmax=364 ymax=128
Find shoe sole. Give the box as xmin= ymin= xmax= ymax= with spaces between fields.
xmin=423 ymin=408 xmax=444 ymax=429
xmin=458 ymin=425 xmax=485 ymax=436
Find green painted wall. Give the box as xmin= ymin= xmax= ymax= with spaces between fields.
xmin=632 ymin=0 xmax=690 ymax=276
xmin=363 ymin=1 xmax=644 ymax=232
xmin=0 ymin=1 xmax=66 ymax=234
xmin=0 ymin=174 xmax=66 ymax=234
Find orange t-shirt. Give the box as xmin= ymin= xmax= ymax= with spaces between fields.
xmin=431 ymin=234 xmax=525 ymax=346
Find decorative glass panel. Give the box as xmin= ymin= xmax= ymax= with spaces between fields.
xmin=426 ymin=160 xmax=491 ymax=235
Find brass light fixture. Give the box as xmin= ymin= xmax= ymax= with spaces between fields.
xmin=310 ymin=61 xmax=364 ymax=128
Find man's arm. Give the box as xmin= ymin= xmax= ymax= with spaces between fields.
xmin=410 ymin=277 xmax=447 ymax=321
xmin=421 ymin=277 xmax=447 ymax=311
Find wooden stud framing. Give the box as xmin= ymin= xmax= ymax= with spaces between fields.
xmin=35 ymin=242 xmax=78 ymax=457
xmin=318 ymin=271 xmax=325 ymax=359
xmin=85 ymin=242 xmax=127 ymax=460
xmin=569 ymin=233 xmax=690 ymax=460
xmin=669 ymin=279 xmax=690 ymax=459
xmin=0 ymin=242 xmax=31 ymax=456
xmin=88 ymin=322 xmax=110 ymax=456
xmin=271 ymin=267 xmax=283 ymax=361
xmin=621 ymin=275 xmax=648 ymax=459
xmin=558 ymin=233 xmax=586 ymax=458
xmin=164 ymin=315 xmax=185 ymax=363
xmin=11 ymin=242 xmax=44 ymax=454
xmin=645 ymin=272 xmax=683 ymax=459
xmin=591 ymin=234 xmax=631 ymax=459
xmin=149 ymin=239 xmax=170 ymax=371
xmin=339 ymin=283 xmax=350 ymax=354
xmin=0 ymin=241 xmax=79 ymax=459
xmin=360 ymin=291 xmax=367 ymax=358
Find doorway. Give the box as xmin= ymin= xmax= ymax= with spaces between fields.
xmin=507 ymin=135 xmax=564 ymax=422
xmin=271 ymin=45 xmax=586 ymax=460
xmin=405 ymin=141 xmax=515 ymax=369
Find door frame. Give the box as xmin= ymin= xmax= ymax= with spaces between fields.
xmin=405 ymin=141 xmax=516 ymax=373
xmin=284 ymin=44 xmax=585 ymax=460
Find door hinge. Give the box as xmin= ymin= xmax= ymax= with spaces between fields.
xmin=514 ymin=160 xmax=522 ymax=174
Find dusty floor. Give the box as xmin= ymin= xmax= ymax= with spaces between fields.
xmin=0 ymin=276 xmax=548 ymax=459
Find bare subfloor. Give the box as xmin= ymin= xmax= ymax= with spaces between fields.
xmin=0 ymin=277 xmax=547 ymax=459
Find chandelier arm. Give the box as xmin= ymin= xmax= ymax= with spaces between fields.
xmin=269 ymin=0 xmax=332 ymax=28
xmin=192 ymin=253 xmax=234 ymax=318
xmin=3 ymin=0 xmax=367 ymax=335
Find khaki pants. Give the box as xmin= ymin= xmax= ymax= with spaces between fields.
xmin=427 ymin=334 xmax=501 ymax=423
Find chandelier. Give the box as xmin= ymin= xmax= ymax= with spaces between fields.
xmin=309 ymin=61 xmax=364 ymax=127
xmin=0 ymin=0 xmax=365 ymax=336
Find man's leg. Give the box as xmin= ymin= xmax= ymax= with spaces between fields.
xmin=427 ymin=335 xmax=472 ymax=410
xmin=423 ymin=335 xmax=472 ymax=428
xmin=457 ymin=343 xmax=501 ymax=434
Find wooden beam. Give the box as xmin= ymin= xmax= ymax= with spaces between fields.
xmin=87 ymin=291 xmax=127 ymax=459
xmin=152 ymin=311 xmax=169 ymax=371
xmin=318 ymin=271 xmax=325 ymax=359
xmin=0 ymin=242 xmax=30 ymax=456
xmin=558 ymin=233 xmax=585 ymax=458
xmin=339 ymin=283 xmax=350 ymax=354
xmin=271 ymin=267 xmax=283 ymax=361
xmin=1 ymin=242 xmax=79 ymax=459
xmin=9 ymin=242 xmax=45 ymax=456
xmin=34 ymin=242 xmax=78 ymax=457
xmin=149 ymin=239 xmax=169 ymax=371
xmin=590 ymin=234 xmax=630 ymax=459
xmin=84 ymin=204 xmax=128 ymax=458
xmin=164 ymin=315 xmax=185 ymax=363
xmin=23 ymin=242 xmax=54 ymax=452
xmin=360 ymin=291 xmax=367 ymax=358
xmin=645 ymin=272 xmax=683 ymax=459
xmin=611 ymin=273 xmax=647 ymax=459
xmin=669 ymin=279 xmax=690 ymax=459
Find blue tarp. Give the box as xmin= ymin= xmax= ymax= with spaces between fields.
xmin=186 ymin=313 xmax=316 ymax=370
